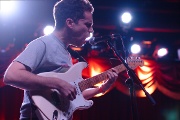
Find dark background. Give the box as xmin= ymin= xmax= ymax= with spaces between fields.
xmin=0 ymin=0 xmax=180 ymax=120
xmin=0 ymin=0 xmax=180 ymax=58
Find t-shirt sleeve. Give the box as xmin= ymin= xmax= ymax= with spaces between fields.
xmin=14 ymin=40 xmax=46 ymax=72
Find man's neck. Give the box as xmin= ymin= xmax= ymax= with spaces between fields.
xmin=52 ymin=28 xmax=71 ymax=47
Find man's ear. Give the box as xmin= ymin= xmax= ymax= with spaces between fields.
xmin=66 ymin=18 xmax=74 ymax=28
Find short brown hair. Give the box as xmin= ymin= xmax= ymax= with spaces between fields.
xmin=53 ymin=0 xmax=94 ymax=29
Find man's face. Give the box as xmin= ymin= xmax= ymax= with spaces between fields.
xmin=71 ymin=11 xmax=93 ymax=47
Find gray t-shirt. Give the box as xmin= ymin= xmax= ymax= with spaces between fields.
xmin=14 ymin=34 xmax=73 ymax=119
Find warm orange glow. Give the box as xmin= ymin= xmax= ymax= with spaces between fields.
xmin=136 ymin=82 xmax=157 ymax=97
xmin=90 ymin=67 xmax=101 ymax=77
xmin=86 ymin=58 xmax=157 ymax=98
xmin=137 ymin=71 xmax=153 ymax=80
xmin=137 ymin=65 xmax=154 ymax=80
xmin=145 ymin=80 xmax=155 ymax=88
xmin=143 ymin=60 xmax=151 ymax=66
xmin=90 ymin=65 xmax=105 ymax=88
xmin=70 ymin=46 xmax=82 ymax=51
xmin=142 ymin=40 xmax=152 ymax=45
xmin=95 ymin=92 xmax=105 ymax=97
xmin=88 ymin=59 xmax=105 ymax=77
xmin=135 ymin=59 xmax=157 ymax=97
xmin=140 ymin=66 xmax=152 ymax=72
xmin=87 ymin=59 xmax=109 ymax=97
xmin=141 ymin=76 xmax=154 ymax=84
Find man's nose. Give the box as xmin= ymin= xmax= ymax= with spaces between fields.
xmin=89 ymin=27 xmax=94 ymax=33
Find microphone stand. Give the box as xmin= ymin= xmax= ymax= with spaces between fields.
xmin=106 ymin=36 xmax=156 ymax=120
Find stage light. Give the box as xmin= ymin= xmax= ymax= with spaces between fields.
xmin=153 ymin=46 xmax=168 ymax=59
xmin=121 ymin=12 xmax=132 ymax=24
xmin=131 ymin=44 xmax=141 ymax=54
xmin=0 ymin=1 xmax=17 ymax=15
xmin=157 ymin=48 xmax=168 ymax=58
xmin=43 ymin=25 xmax=54 ymax=35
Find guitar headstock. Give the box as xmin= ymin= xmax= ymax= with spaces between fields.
xmin=127 ymin=57 xmax=144 ymax=70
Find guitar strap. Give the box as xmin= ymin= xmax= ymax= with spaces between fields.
xmin=67 ymin=45 xmax=88 ymax=63
xmin=27 ymin=91 xmax=39 ymax=119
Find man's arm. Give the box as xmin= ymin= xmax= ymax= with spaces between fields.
xmin=82 ymin=68 xmax=118 ymax=99
xmin=3 ymin=61 xmax=77 ymax=100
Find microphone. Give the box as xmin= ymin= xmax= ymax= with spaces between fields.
xmin=88 ymin=34 xmax=121 ymax=45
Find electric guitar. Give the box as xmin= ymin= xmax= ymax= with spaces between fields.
xmin=29 ymin=57 xmax=144 ymax=120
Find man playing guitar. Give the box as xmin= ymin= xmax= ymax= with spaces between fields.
xmin=3 ymin=0 xmax=119 ymax=119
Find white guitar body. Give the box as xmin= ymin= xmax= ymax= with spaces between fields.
xmin=30 ymin=62 xmax=93 ymax=120
xmin=29 ymin=58 xmax=143 ymax=120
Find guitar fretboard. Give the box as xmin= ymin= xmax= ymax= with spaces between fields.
xmin=78 ymin=64 xmax=126 ymax=92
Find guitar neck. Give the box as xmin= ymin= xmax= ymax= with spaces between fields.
xmin=79 ymin=64 xmax=126 ymax=91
